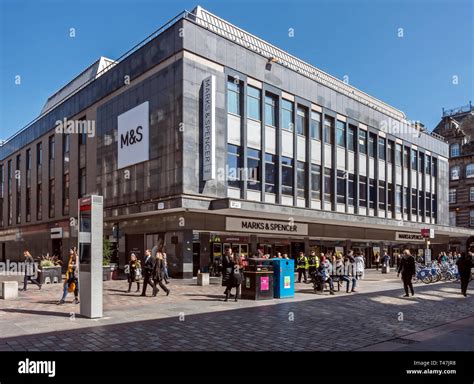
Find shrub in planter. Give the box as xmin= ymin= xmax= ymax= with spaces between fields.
xmin=38 ymin=257 xmax=63 ymax=284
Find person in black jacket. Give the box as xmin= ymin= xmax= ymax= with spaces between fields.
xmin=21 ymin=251 xmax=42 ymax=291
xmin=140 ymin=249 xmax=156 ymax=297
xmin=152 ymin=247 xmax=170 ymax=297
xmin=222 ymin=247 xmax=233 ymax=297
xmin=456 ymin=252 xmax=473 ymax=297
xmin=397 ymin=249 xmax=416 ymax=297
xmin=225 ymin=255 xmax=243 ymax=302
xmin=127 ymin=253 xmax=141 ymax=293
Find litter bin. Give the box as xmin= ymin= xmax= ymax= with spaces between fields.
xmin=272 ymin=258 xmax=295 ymax=298
xmin=241 ymin=258 xmax=274 ymax=300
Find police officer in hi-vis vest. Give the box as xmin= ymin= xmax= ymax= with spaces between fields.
xmin=296 ymin=251 xmax=309 ymax=283
xmin=308 ymin=251 xmax=320 ymax=278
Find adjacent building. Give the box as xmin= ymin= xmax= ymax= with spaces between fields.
xmin=433 ymin=102 xmax=474 ymax=250
xmin=0 ymin=6 xmax=470 ymax=276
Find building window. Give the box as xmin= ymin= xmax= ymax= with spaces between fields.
xmin=49 ymin=135 xmax=55 ymax=160
xmin=358 ymin=130 xmax=367 ymax=154
xmin=336 ymin=170 xmax=346 ymax=204
xmin=466 ymin=164 xmax=474 ymax=178
xmin=227 ymin=144 xmax=240 ymax=188
xmin=37 ymin=182 xmax=42 ymax=221
xmin=247 ymin=149 xmax=261 ymax=191
xmin=348 ymin=174 xmax=355 ymax=206
xmin=395 ymin=144 xmax=402 ymax=166
xmin=403 ymin=187 xmax=409 ymax=214
xmin=323 ymin=116 xmax=334 ymax=144
xmin=26 ymin=187 xmax=31 ymax=222
xmin=264 ymin=153 xmax=276 ymax=193
xmin=49 ymin=178 xmax=55 ymax=218
xmin=368 ymin=134 xmax=377 ymax=158
xmin=296 ymin=107 xmax=307 ymax=136
xmin=411 ymin=188 xmax=417 ymax=216
xmin=359 ymin=175 xmax=367 ymax=207
xmin=63 ymin=173 xmax=70 ymax=215
xmin=395 ymin=185 xmax=402 ymax=213
xmin=432 ymin=193 xmax=437 ymax=219
xmin=425 ymin=192 xmax=431 ymax=217
xmin=16 ymin=155 xmax=21 ymax=224
xmin=310 ymin=111 xmax=321 ymax=140
xmin=336 ymin=120 xmax=345 ymax=148
xmin=418 ymin=189 xmax=423 ymax=216
xmin=0 ymin=164 xmax=3 ymax=227
xmin=26 ymin=149 xmax=31 ymax=172
xmin=63 ymin=134 xmax=70 ymax=154
xmin=227 ymin=78 xmax=241 ymax=116
xmin=378 ymin=180 xmax=386 ymax=210
xmin=378 ymin=138 xmax=386 ymax=161
xmin=470 ymin=187 xmax=474 ymax=202
xmin=324 ymin=168 xmax=333 ymax=203
xmin=387 ymin=140 xmax=393 ymax=163
xmin=449 ymin=211 xmax=456 ymax=226
xmin=369 ymin=178 xmax=376 ymax=209
xmin=282 ymin=100 xmax=294 ymax=131
xmin=419 ymin=152 xmax=424 ymax=173
xmin=311 ymin=164 xmax=321 ymax=200
xmin=36 ymin=142 xmax=43 ymax=167
xmin=432 ymin=158 xmax=437 ymax=177
xmin=403 ymin=147 xmax=409 ymax=168
xmin=247 ymin=86 xmax=261 ymax=121
xmin=411 ymin=149 xmax=417 ymax=170
xmin=450 ymin=166 xmax=460 ymax=180
xmin=448 ymin=189 xmax=456 ymax=203
xmin=281 ymin=156 xmax=294 ymax=195
xmin=450 ymin=143 xmax=460 ymax=158
xmin=387 ymin=183 xmax=393 ymax=212
xmin=470 ymin=210 xmax=474 ymax=227
xmin=297 ymin=161 xmax=305 ymax=197
xmin=79 ymin=167 xmax=86 ymax=197
xmin=347 ymin=125 xmax=356 ymax=152
xmin=425 ymin=154 xmax=431 ymax=174
xmin=264 ymin=94 xmax=277 ymax=127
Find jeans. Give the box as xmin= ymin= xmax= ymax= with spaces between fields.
xmin=23 ymin=275 xmax=41 ymax=290
xmin=61 ymin=278 xmax=78 ymax=300
xmin=341 ymin=276 xmax=356 ymax=292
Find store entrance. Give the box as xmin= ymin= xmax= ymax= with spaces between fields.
xmin=192 ymin=242 xmax=200 ymax=276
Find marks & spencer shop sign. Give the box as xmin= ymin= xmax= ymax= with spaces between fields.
xmin=117 ymin=101 xmax=149 ymax=169
xmin=226 ymin=217 xmax=308 ymax=235
xmin=395 ymin=232 xmax=425 ymax=242
xmin=202 ymin=75 xmax=216 ymax=181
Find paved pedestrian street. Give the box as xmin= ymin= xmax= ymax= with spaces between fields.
xmin=0 ymin=270 xmax=472 ymax=351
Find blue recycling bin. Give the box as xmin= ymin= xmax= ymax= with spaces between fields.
xmin=272 ymin=258 xmax=295 ymax=298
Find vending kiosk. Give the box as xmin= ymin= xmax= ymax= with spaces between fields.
xmin=78 ymin=195 xmax=103 ymax=318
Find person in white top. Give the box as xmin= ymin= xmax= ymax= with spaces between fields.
xmin=354 ymin=252 xmax=365 ymax=280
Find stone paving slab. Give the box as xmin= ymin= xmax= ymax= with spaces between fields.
xmin=0 ymin=269 xmax=472 ymax=351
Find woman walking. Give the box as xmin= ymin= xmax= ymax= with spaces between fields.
xmin=225 ymin=254 xmax=243 ymax=302
xmin=354 ymin=252 xmax=365 ymax=280
xmin=152 ymin=248 xmax=170 ymax=297
xmin=127 ymin=253 xmax=142 ymax=293
xmin=57 ymin=249 xmax=79 ymax=305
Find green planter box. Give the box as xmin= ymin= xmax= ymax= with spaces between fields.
xmin=38 ymin=266 xmax=62 ymax=284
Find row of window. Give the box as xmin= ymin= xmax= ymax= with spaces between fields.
xmin=227 ymin=79 xmax=437 ymax=172
xmin=0 ymin=133 xmax=86 ymax=227
xmin=450 ymin=143 xmax=460 ymax=158
xmin=450 ymin=164 xmax=474 ymax=180
xmin=449 ymin=188 xmax=474 ymax=203
xmin=449 ymin=210 xmax=474 ymax=227
xmin=227 ymin=144 xmax=437 ymax=217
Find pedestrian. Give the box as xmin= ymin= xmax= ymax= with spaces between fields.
xmin=225 ymin=254 xmax=243 ymax=302
xmin=374 ymin=252 xmax=380 ymax=271
xmin=140 ymin=249 xmax=156 ymax=297
xmin=317 ymin=255 xmax=335 ymax=295
xmin=354 ymin=252 xmax=365 ymax=279
xmin=222 ymin=246 xmax=234 ymax=296
xmin=152 ymin=247 xmax=170 ymax=297
xmin=382 ymin=251 xmax=390 ymax=269
xmin=308 ymin=251 xmax=319 ymax=280
xmin=296 ymin=251 xmax=309 ymax=283
xmin=127 ymin=253 xmax=141 ymax=293
xmin=456 ymin=252 xmax=473 ymax=297
xmin=397 ymin=249 xmax=416 ymax=297
xmin=57 ymin=249 xmax=79 ymax=305
xmin=283 ymin=253 xmax=289 ymax=259
xmin=162 ymin=247 xmax=170 ymax=284
xmin=21 ymin=250 xmax=42 ymax=291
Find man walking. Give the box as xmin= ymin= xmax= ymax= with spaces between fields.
xmin=140 ymin=249 xmax=156 ymax=297
xmin=296 ymin=251 xmax=309 ymax=283
xmin=456 ymin=252 xmax=473 ymax=297
xmin=397 ymin=249 xmax=416 ymax=297
xmin=21 ymin=251 xmax=42 ymax=291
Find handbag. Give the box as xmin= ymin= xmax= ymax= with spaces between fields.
xmin=135 ymin=268 xmax=142 ymax=280
xmin=68 ymin=282 xmax=76 ymax=293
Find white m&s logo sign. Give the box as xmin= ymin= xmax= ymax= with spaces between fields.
xmin=117 ymin=101 xmax=149 ymax=169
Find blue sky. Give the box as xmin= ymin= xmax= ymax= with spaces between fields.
xmin=0 ymin=0 xmax=472 ymax=140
